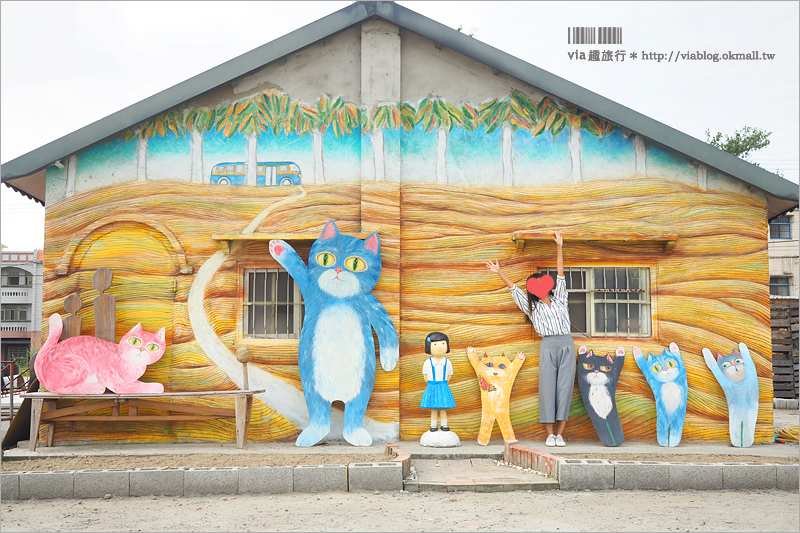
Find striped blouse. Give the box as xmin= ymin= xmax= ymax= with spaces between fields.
xmin=509 ymin=275 xmax=571 ymax=337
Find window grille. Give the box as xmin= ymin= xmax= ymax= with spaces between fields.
xmin=243 ymin=269 xmax=304 ymax=339
xmin=540 ymin=266 xmax=651 ymax=337
xmin=770 ymin=276 xmax=792 ymax=297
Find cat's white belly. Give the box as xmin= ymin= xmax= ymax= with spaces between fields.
xmin=588 ymin=385 xmax=613 ymax=419
xmin=660 ymin=382 xmax=682 ymax=414
xmin=312 ymin=305 xmax=366 ymax=403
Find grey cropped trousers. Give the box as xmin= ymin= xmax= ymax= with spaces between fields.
xmin=538 ymin=334 xmax=576 ymax=423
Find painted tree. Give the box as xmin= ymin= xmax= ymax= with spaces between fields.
xmin=183 ymin=106 xmax=218 ymax=184
xmin=365 ymin=102 xmax=415 ymax=181
xmin=415 ymin=97 xmax=466 ymax=184
xmin=305 ymin=96 xmax=362 ymax=183
xmin=112 ymin=111 xmax=185 ymax=181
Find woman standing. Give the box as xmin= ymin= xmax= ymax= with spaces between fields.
xmin=486 ymin=231 xmax=575 ymax=447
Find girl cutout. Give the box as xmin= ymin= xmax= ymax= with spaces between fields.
xmin=420 ymin=332 xmax=456 ymax=431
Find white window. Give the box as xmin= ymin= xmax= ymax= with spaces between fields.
xmin=769 ymin=216 xmax=792 ymax=240
xmin=2 ymin=267 xmax=33 ymax=287
xmin=243 ymin=269 xmax=304 ymax=339
xmin=770 ymin=276 xmax=792 ymax=297
xmin=1 ymin=304 xmax=30 ymax=322
xmin=540 ymin=266 xmax=652 ymax=337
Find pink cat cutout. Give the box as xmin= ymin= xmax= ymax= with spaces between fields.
xmin=35 ymin=314 xmax=166 ymax=394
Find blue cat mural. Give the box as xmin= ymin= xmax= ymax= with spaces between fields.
xmin=702 ymin=343 xmax=759 ymax=448
xmin=633 ymin=343 xmax=688 ymax=447
xmin=269 ymin=220 xmax=399 ymax=447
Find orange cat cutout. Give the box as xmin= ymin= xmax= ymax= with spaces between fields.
xmin=466 ymin=346 xmax=526 ymax=445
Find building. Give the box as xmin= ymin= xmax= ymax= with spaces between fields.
xmin=769 ymin=208 xmax=799 ymax=299
xmin=1 ymin=249 xmax=44 ymax=367
xmin=1 ymin=2 xmax=798 ymax=445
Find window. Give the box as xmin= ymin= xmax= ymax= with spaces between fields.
xmin=279 ymin=165 xmax=288 ymax=172
xmin=540 ymin=266 xmax=651 ymax=337
xmin=226 ymin=165 xmax=234 ymax=173
xmin=257 ymin=165 xmax=265 ymax=174
xmin=2 ymin=267 xmax=32 ymax=287
xmin=243 ymin=269 xmax=304 ymax=339
xmin=235 ymin=165 xmax=244 ymax=174
xmin=1 ymin=304 xmax=30 ymax=322
xmin=770 ymin=276 xmax=792 ymax=297
xmin=6 ymin=345 xmax=29 ymax=367
xmin=770 ymin=216 xmax=792 ymax=239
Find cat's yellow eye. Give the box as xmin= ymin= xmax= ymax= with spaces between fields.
xmin=600 ymin=365 xmax=612 ymax=372
xmin=146 ymin=343 xmax=160 ymax=352
xmin=316 ymin=252 xmax=336 ymax=267
xmin=666 ymin=360 xmax=677 ymax=368
xmin=652 ymin=364 xmax=662 ymax=373
xmin=344 ymin=256 xmax=367 ymax=272
xmin=128 ymin=337 xmax=142 ymax=347
xmin=582 ymin=363 xmax=594 ymax=370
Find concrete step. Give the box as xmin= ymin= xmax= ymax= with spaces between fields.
xmin=405 ymin=457 xmax=559 ymax=492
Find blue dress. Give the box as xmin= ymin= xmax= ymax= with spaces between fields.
xmin=420 ymin=357 xmax=456 ymax=409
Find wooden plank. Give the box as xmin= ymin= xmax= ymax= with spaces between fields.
xmin=50 ymin=415 xmax=229 ymax=422
xmin=93 ymin=268 xmax=116 ymax=343
xmin=29 ymin=399 xmax=43 ymax=451
xmin=61 ymin=293 xmax=83 ymax=340
xmin=127 ymin=399 xmax=235 ymax=417
xmin=773 ymin=375 xmax=795 ymax=382
xmin=235 ymin=394 xmax=247 ymax=449
xmin=21 ymin=390 xmax=264 ymax=400
xmin=44 ymin=400 xmax=58 ymax=446
xmin=40 ymin=399 xmax=119 ymax=420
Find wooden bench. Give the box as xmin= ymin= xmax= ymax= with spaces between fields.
xmin=21 ymin=390 xmax=265 ymax=451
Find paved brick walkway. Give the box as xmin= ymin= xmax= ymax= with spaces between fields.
xmin=405 ymin=457 xmax=558 ymax=492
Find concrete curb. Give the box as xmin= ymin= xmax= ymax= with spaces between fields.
xmin=1 ymin=462 xmax=405 ymax=500
xmin=555 ymin=459 xmax=799 ymax=491
xmin=774 ymin=398 xmax=799 ymax=410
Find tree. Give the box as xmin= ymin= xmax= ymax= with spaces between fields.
xmin=366 ymin=102 xmax=415 ymax=181
xmin=705 ymin=127 xmax=771 ymax=161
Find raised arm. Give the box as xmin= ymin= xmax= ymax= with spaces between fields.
xmin=486 ymin=260 xmax=516 ymax=289
xmin=366 ymin=294 xmax=399 ymax=372
xmin=510 ymin=351 xmax=526 ymax=380
xmin=701 ymin=347 xmax=727 ymax=387
xmin=466 ymin=346 xmax=480 ymax=372
xmin=553 ymin=231 xmax=564 ymax=277
xmin=269 ymin=240 xmax=311 ymax=294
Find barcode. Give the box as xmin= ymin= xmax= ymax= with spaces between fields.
xmin=568 ymin=27 xmax=622 ymax=45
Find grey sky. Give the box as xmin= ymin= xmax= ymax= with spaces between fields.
xmin=2 ymin=1 xmax=798 ymax=250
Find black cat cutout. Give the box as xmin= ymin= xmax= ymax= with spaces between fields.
xmin=576 ymin=346 xmax=625 ymax=447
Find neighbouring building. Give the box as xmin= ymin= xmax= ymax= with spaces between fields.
xmin=1 ymin=249 xmax=44 ymax=368
xmin=769 ymin=207 xmax=799 ymax=299
xmin=1 ymin=2 xmax=798 ymax=446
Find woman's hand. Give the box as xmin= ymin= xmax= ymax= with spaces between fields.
xmin=486 ymin=260 xmax=501 ymax=273
xmin=553 ymin=230 xmax=563 ymax=247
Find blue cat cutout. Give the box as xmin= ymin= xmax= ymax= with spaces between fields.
xmin=633 ymin=343 xmax=688 ymax=447
xmin=269 ymin=220 xmax=399 ymax=447
xmin=702 ymin=342 xmax=759 ymax=448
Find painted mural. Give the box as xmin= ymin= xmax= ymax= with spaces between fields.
xmin=576 ymin=346 xmax=625 ymax=447
xmin=702 ymin=343 xmax=760 ymax=447
xmin=36 ymin=313 xmax=166 ymax=394
xmin=268 ymin=220 xmax=399 ymax=447
xmin=633 ymin=343 xmax=688 ymax=447
xmin=37 ymin=82 xmax=774 ymax=446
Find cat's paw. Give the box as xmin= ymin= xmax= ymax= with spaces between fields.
xmin=466 ymin=346 xmax=475 ymax=354
xmin=380 ymin=344 xmax=399 ymax=372
xmin=516 ymin=352 xmax=526 ymax=361
xmin=269 ymin=239 xmax=287 ymax=258
xmin=343 ymin=427 xmax=373 ymax=447
xmin=296 ymin=425 xmax=330 ymax=447
xmin=632 ymin=346 xmax=644 ymax=360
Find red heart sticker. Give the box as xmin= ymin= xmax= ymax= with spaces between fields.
xmin=526 ymin=275 xmax=554 ymax=298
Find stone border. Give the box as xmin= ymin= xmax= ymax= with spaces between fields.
xmin=774 ymin=398 xmax=799 ymax=410
xmin=0 ymin=462 xmax=404 ymax=500
xmin=556 ymin=459 xmax=799 ymax=491
xmin=504 ymin=440 xmax=559 ymax=479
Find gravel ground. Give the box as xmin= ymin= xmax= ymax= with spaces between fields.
xmin=2 ymin=490 xmax=798 ymax=532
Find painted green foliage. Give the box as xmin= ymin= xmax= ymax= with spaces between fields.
xmin=110 ymin=90 xmax=617 ymax=143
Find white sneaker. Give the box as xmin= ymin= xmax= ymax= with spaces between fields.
xmin=555 ymin=435 xmax=566 ymax=447
xmin=545 ymin=434 xmax=556 ymax=447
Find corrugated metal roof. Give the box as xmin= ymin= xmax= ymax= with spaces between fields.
xmin=2 ymin=1 xmax=797 ymax=216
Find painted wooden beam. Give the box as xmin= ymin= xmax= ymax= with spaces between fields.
xmin=511 ymin=231 xmax=678 ymax=254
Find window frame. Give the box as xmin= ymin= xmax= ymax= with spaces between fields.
xmin=539 ymin=265 xmax=652 ymax=339
xmin=769 ymin=216 xmax=792 ymax=240
xmin=241 ymin=267 xmax=305 ymax=340
xmin=770 ymin=276 xmax=792 ymax=297
xmin=1 ymin=267 xmax=33 ymax=287
xmin=1 ymin=303 xmax=31 ymax=322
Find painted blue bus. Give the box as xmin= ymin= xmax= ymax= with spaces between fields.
xmin=210 ymin=162 xmax=302 ymax=186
